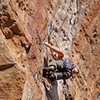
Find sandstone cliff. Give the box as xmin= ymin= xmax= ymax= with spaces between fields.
xmin=0 ymin=0 xmax=100 ymax=100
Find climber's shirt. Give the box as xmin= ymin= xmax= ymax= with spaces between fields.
xmin=48 ymin=60 xmax=75 ymax=72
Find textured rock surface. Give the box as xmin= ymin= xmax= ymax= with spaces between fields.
xmin=0 ymin=0 xmax=100 ymax=100
xmin=41 ymin=0 xmax=100 ymax=100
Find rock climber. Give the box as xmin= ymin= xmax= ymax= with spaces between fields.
xmin=42 ymin=42 xmax=79 ymax=81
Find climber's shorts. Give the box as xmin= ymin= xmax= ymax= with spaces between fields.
xmin=49 ymin=71 xmax=72 ymax=81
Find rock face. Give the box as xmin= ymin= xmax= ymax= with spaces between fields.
xmin=0 ymin=0 xmax=100 ymax=100
xmin=71 ymin=3 xmax=100 ymax=99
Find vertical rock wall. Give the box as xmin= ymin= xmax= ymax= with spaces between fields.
xmin=0 ymin=0 xmax=100 ymax=100
xmin=41 ymin=0 xmax=100 ymax=100
xmin=72 ymin=1 xmax=100 ymax=99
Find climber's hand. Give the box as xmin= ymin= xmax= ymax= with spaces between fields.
xmin=72 ymin=68 xmax=79 ymax=74
xmin=44 ymin=42 xmax=48 ymax=45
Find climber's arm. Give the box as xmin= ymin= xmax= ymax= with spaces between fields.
xmin=44 ymin=42 xmax=64 ymax=58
